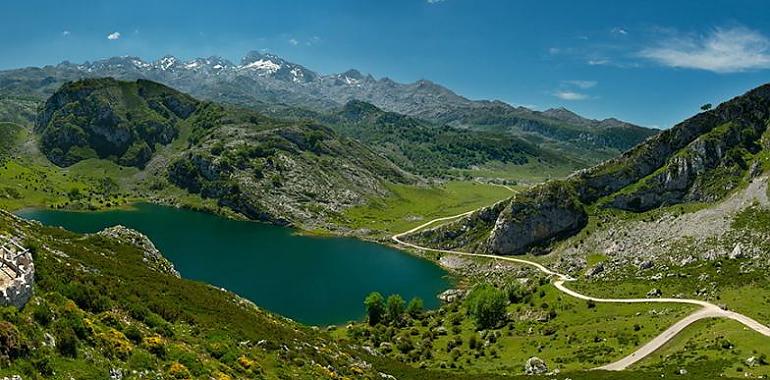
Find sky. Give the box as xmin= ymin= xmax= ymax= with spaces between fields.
xmin=2 ymin=0 xmax=770 ymax=129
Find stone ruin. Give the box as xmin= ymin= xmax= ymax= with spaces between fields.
xmin=0 ymin=236 xmax=34 ymax=309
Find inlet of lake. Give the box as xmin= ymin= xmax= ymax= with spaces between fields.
xmin=16 ymin=203 xmax=452 ymax=325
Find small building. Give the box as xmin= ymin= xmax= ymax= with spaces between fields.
xmin=0 ymin=236 xmax=34 ymax=309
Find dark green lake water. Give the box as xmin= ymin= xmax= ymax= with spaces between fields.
xmin=16 ymin=204 xmax=451 ymax=325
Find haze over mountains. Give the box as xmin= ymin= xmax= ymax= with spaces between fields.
xmin=0 ymin=51 xmax=658 ymax=162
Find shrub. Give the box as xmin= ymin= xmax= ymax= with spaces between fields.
xmin=56 ymin=327 xmax=79 ymax=358
xmin=125 ymin=325 xmax=143 ymax=344
xmin=406 ymin=297 xmax=424 ymax=318
xmin=96 ymin=329 xmax=132 ymax=360
xmin=465 ymin=283 xmax=508 ymax=329
xmin=386 ymin=295 xmax=405 ymax=325
xmin=364 ymin=292 xmax=386 ymax=326
xmin=0 ymin=321 xmax=24 ymax=360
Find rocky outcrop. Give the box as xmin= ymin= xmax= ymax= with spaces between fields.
xmin=97 ymin=226 xmax=180 ymax=278
xmin=606 ymin=117 xmax=766 ymax=211
xmin=524 ymin=356 xmax=548 ymax=375
xmin=403 ymin=200 xmax=509 ymax=251
xmin=485 ymin=182 xmax=587 ymax=255
xmin=404 ymin=83 xmax=770 ymax=256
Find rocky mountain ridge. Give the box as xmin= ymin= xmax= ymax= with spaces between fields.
xmin=0 ymin=51 xmax=657 ymax=157
xmin=406 ymin=83 xmax=770 ymax=255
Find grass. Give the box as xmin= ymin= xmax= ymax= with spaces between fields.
xmin=336 ymin=278 xmax=695 ymax=375
xmin=0 ymin=158 xmax=138 ymax=211
xmin=636 ymin=318 xmax=770 ymax=377
xmin=338 ymin=181 xmax=516 ymax=235
xmin=452 ymin=161 xmax=578 ymax=184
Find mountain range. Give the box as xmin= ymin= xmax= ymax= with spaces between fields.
xmin=0 ymin=51 xmax=658 ymax=163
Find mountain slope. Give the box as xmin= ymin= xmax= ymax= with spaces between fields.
xmin=33 ymin=79 xmax=413 ymax=226
xmin=323 ymin=100 xmax=571 ymax=177
xmin=0 ymin=209 xmax=401 ymax=379
xmin=0 ymin=52 xmax=657 ymax=165
xmin=35 ymin=78 xmax=199 ymax=168
xmin=405 ymin=83 xmax=770 ymax=255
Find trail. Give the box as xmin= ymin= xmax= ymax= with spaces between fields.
xmin=391 ymin=208 xmax=770 ymax=371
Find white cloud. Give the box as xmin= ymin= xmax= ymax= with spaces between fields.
xmin=107 ymin=32 xmax=121 ymax=40
xmin=565 ymin=80 xmax=597 ymax=89
xmin=640 ymin=26 xmax=770 ymax=73
xmin=427 ymin=0 xmax=446 ymax=3
xmin=62 ymin=30 xmax=71 ymax=37
xmin=288 ymin=38 xmax=299 ymax=46
xmin=554 ymin=91 xmax=589 ymax=101
xmin=612 ymin=27 xmax=628 ymax=36
xmin=587 ymin=59 xmax=610 ymax=66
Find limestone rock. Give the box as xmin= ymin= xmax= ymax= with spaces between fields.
xmin=729 ymin=243 xmax=745 ymax=259
xmin=438 ymin=289 xmax=465 ymax=303
xmin=524 ymin=356 xmax=548 ymax=375
xmin=486 ymin=182 xmax=587 ymax=255
xmin=646 ymin=288 xmax=663 ymax=298
xmin=97 ymin=226 xmax=180 ymax=278
xmin=585 ymin=262 xmax=605 ymax=278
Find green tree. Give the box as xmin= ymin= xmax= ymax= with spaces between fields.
xmin=465 ymin=283 xmax=508 ymax=329
xmin=701 ymin=103 xmax=713 ymax=111
xmin=364 ymin=292 xmax=386 ymax=326
xmin=406 ymin=297 xmax=424 ymax=318
xmin=386 ymin=294 xmax=405 ymax=324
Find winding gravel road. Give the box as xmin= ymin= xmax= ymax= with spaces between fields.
xmin=392 ymin=210 xmax=770 ymax=371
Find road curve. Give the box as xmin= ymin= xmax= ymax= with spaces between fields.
xmin=392 ymin=209 xmax=770 ymax=371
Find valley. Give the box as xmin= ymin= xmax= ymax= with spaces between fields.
xmin=1 ymin=49 xmax=770 ymax=380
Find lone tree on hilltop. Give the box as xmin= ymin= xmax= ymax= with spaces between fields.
xmin=700 ymin=103 xmax=713 ymax=111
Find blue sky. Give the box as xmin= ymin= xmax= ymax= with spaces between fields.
xmin=2 ymin=0 xmax=770 ymax=128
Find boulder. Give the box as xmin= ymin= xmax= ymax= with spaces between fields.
xmin=524 ymin=356 xmax=548 ymax=375
xmin=585 ymin=262 xmax=604 ymax=278
xmin=729 ymin=243 xmax=745 ymax=259
xmin=646 ymin=288 xmax=663 ymax=298
xmin=438 ymin=289 xmax=465 ymax=303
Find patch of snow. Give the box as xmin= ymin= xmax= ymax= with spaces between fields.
xmin=290 ymin=67 xmax=304 ymax=83
xmin=131 ymin=59 xmax=151 ymax=68
xmin=157 ymin=57 xmax=177 ymax=70
xmin=239 ymin=59 xmax=281 ymax=75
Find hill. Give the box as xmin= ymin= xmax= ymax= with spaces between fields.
xmin=323 ymin=100 xmax=574 ymax=177
xmin=404 ymin=83 xmax=770 ymax=255
xmin=35 ymin=78 xmax=199 ymax=168
xmin=27 ymin=78 xmax=413 ymax=226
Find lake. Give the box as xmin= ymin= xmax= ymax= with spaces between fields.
xmin=16 ymin=203 xmax=451 ymax=325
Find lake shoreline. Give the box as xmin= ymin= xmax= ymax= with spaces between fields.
xmin=16 ymin=203 xmax=455 ymax=326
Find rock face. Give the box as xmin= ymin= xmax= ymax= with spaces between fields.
xmin=485 ymin=182 xmax=587 ymax=255
xmin=403 ymin=83 xmax=770 ymax=255
xmin=4 ymin=52 xmax=656 ymax=157
xmin=97 ymin=226 xmax=180 ymax=278
xmin=524 ymin=356 xmax=548 ymax=375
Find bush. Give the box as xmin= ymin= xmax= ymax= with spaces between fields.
xmin=364 ymin=292 xmax=386 ymax=326
xmin=0 ymin=321 xmax=24 ymax=360
xmin=406 ymin=297 xmax=424 ymax=318
xmin=125 ymin=325 xmax=143 ymax=344
xmin=32 ymin=304 xmax=53 ymax=326
xmin=56 ymin=327 xmax=79 ymax=358
xmin=386 ymin=295 xmax=405 ymax=325
xmin=465 ymin=283 xmax=508 ymax=329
